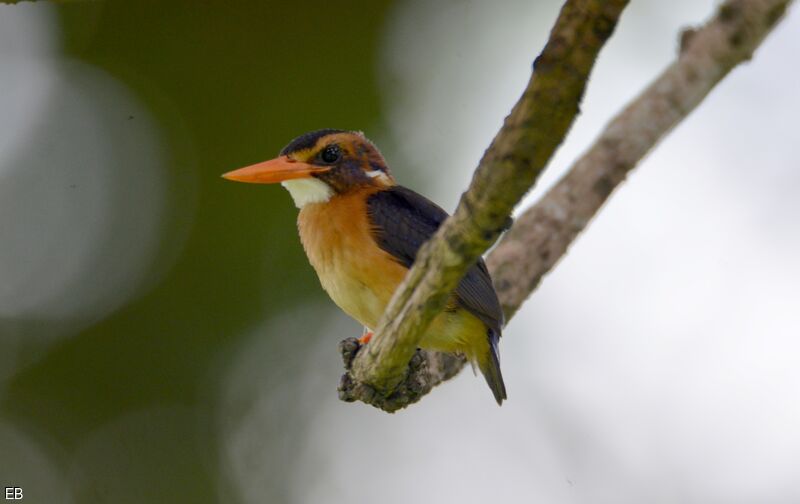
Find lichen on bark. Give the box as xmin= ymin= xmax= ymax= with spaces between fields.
xmin=340 ymin=0 xmax=794 ymax=412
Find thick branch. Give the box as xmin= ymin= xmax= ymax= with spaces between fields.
xmin=488 ymin=0 xmax=792 ymax=317
xmin=341 ymin=0 xmax=793 ymax=411
xmin=350 ymin=0 xmax=630 ymax=394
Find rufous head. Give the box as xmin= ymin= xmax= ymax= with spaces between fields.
xmin=223 ymin=129 xmax=394 ymax=208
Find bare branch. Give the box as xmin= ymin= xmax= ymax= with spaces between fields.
xmin=488 ymin=0 xmax=793 ymax=317
xmin=340 ymin=0 xmax=794 ymax=411
xmin=348 ymin=0 xmax=631 ymax=394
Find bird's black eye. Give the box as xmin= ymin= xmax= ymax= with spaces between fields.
xmin=320 ymin=144 xmax=341 ymax=164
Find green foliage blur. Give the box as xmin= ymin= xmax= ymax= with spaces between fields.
xmin=3 ymin=1 xmax=393 ymax=502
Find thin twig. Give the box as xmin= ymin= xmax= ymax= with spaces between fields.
xmin=340 ymin=0 xmax=794 ymax=411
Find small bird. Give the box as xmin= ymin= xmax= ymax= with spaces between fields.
xmin=223 ymin=129 xmax=507 ymax=404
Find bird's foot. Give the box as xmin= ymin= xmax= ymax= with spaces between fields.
xmin=358 ymin=331 xmax=373 ymax=345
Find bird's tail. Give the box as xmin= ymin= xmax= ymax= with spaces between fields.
xmin=479 ymin=329 xmax=507 ymax=405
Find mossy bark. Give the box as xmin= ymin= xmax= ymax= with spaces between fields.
xmin=340 ymin=0 xmax=794 ymax=412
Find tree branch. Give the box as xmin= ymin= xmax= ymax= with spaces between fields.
xmin=488 ymin=0 xmax=793 ymax=318
xmin=340 ymin=0 xmax=794 ymax=412
xmin=348 ymin=0 xmax=630 ymax=396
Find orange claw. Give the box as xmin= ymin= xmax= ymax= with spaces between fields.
xmin=358 ymin=331 xmax=373 ymax=345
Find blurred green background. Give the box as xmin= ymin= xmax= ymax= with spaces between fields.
xmin=2 ymin=1 xmax=393 ymax=502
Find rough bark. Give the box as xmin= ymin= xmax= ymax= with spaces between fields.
xmin=340 ymin=0 xmax=794 ymax=412
xmin=348 ymin=0 xmax=631 ymax=395
xmin=489 ymin=0 xmax=793 ymax=318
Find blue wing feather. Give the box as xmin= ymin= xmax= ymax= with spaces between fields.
xmin=365 ymin=186 xmax=504 ymax=336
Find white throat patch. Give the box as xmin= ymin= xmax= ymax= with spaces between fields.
xmin=281 ymin=178 xmax=334 ymax=208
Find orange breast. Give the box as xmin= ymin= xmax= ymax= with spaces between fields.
xmin=297 ymin=188 xmax=408 ymax=330
xmin=297 ymin=187 xmax=491 ymax=367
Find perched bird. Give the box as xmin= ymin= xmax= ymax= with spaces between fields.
xmin=223 ymin=129 xmax=506 ymax=404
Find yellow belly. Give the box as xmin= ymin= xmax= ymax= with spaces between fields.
xmin=298 ymin=189 xmax=405 ymax=330
xmin=297 ymin=189 xmax=490 ymax=362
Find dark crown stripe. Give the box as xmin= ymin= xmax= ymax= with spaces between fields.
xmin=280 ymin=128 xmax=347 ymax=156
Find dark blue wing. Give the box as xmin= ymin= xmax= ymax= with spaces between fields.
xmin=366 ymin=186 xmax=504 ymax=336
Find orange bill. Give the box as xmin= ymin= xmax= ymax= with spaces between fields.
xmin=222 ymin=155 xmax=329 ymax=184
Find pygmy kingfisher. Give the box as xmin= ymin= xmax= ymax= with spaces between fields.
xmin=223 ymin=129 xmax=507 ymax=404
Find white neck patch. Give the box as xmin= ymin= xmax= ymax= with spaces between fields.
xmin=281 ymin=178 xmax=334 ymax=208
xmin=366 ymin=169 xmax=391 ymax=185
